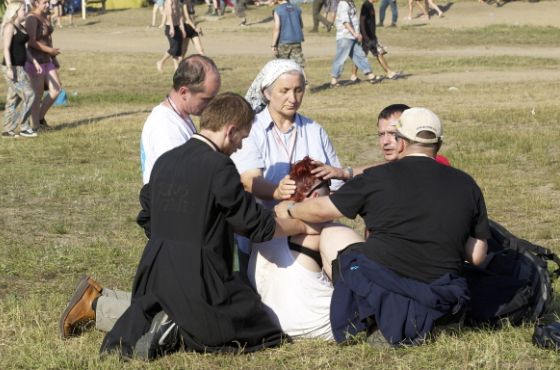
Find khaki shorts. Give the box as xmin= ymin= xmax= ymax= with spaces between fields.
xmin=277 ymin=43 xmax=305 ymax=69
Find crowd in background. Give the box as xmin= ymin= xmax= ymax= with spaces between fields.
xmin=1 ymin=0 xmax=519 ymax=139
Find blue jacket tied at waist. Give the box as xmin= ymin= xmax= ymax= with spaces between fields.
xmin=330 ymin=251 xmax=470 ymax=346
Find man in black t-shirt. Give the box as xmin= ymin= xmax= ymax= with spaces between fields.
xmin=349 ymin=0 xmax=402 ymax=81
xmin=278 ymin=107 xmax=489 ymax=279
xmin=276 ymin=107 xmax=489 ymax=345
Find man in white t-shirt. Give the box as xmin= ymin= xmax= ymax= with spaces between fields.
xmin=140 ymin=54 xmax=221 ymax=184
xmin=58 ymin=56 xmax=220 ymax=341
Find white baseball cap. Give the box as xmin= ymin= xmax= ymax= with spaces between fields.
xmin=394 ymin=107 xmax=443 ymax=144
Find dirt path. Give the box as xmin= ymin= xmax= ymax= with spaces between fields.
xmin=55 ymin=1 xmax=560 ymax=58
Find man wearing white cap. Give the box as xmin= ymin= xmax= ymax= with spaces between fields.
xmin=275 ymin=107 xmax=490 ymax=347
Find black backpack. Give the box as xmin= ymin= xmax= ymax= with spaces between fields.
xmin=464 ymin=220 xmax=560 ymax=327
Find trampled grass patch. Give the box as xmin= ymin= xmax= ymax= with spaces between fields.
xmin=1 ymin=5 xmax=560 ymax=369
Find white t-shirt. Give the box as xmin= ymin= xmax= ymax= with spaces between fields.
xmin=140 ymin=104 xmax=196 ymax=184
xmin=335 ymin=0 xmax=359 ymax=40
xmin=248 ymin=237 xmax=334 ymax=340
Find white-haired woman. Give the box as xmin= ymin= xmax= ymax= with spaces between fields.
xmin=25 ymin=0 xmax=61 ymax=130
xmin=232 ymin=59 xmax=354 ymax=270
xmin=2 ymin=0 xmax=41 ymax=138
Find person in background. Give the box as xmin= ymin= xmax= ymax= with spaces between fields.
xmin=330 ymin=0 xmax=383 ymax=86
xmin=156 ymin=0 xmax=186 ymax=72
xmin=378 ymin=0 xmax=398 ymax=27
xmin=50 ymin=0 xmax=62 ymax=28
xmin=349 ymin=0 xmax=402 ymax=82
xmin=25 ymin=0 xmax=61 ymax=130
xmin=63 ymin=0 xmax=75 ymax=27
xmin=2 ymin=0 xmax=40 ymax=138
xmin=310 ymin=0 xmax=333 ymax=32
xmin=181 ymin=0 xmax=205 ymax=57
xmin=151 ymin=0 xmax=166 ymax=28
xmin=271 ymin=0 xmax=306 ymax=80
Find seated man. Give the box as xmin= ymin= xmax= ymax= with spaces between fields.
xmin=276 ymin=107 xmax=489 ymax=346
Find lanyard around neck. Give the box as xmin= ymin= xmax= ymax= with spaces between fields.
xmin=166 ymin=95 xmax=197 ymax=134
xmin=271 ymin=120 xmax=297 ymax=165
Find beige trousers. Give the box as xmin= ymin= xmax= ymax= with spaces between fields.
xmin=95 ymin=288 xmax=131 ymax=332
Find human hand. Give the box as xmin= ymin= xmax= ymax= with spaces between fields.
xmin=50 ymin=47 xmax=61 ymax=57
xmin=273 ymin=175 xmax=296 ymax=200
xmin=311 ymin=161 xmax=345 ymax=180
xmin=356 ymin=34 xmax=363 ymax=43
xmin=169 ymin=27 xmax=175 ymax=37
xmin=5 ymin=67 xmax=14 ymax=81
xmin=35 ymin=63 xmax=43 ymax=74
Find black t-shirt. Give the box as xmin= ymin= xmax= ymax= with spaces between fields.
xmin=359 ymin=1 xmax=376 ymax=41
xmin=330 ymin=156 xmax=491 ymax=283
xmin=2 ymin=26 xmax=29 ymax=67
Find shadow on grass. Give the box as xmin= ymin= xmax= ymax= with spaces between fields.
xmin=248 ymin=16 xmax=274 ymax=26
xmin=49 ymin=109 xmax=151 ymax=132
xmin=81 ymin=20 xmax=101 ymax=26
xmin=438 ymin=2 xmax=455 ymax=15
xmin=309 ymin=73 xmax=411 ymax=93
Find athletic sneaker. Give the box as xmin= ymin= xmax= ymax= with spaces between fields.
xmin=19 ymin=129 xmax=38 ymax=138
xmin=133 ymin=311 xmax=181 ymax=361
xmin=1 ymin=131 xmax=19 ymax=138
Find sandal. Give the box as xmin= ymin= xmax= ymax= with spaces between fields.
xmin=368 ymin=76 xmax=384 ymax=84
xmin=388 ymin=71 xmax=403 ymax=80
xmin=349 ymin=77 xmax=361 ymax=84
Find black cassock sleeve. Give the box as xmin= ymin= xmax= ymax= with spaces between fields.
xmin=212 ymin=159 xmax=276 ymax=243
xmin=136 ymin=183 xmax=151 ymax=238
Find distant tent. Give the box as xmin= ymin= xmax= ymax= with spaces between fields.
xmin=104 ymin=0 xmax=145 ymax=10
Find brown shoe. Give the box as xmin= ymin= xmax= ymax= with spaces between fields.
xmin=59 ymin=275 xmax=103 ymax=339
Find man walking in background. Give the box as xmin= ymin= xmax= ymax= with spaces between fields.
xmin=378 ymin=0 xmax=398 ymax=27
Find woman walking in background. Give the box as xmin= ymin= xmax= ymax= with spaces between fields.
xmin=25 ymin=0 xmax=61 ymax=130
xmin=2 ymin=0 xmax=40 ymax=138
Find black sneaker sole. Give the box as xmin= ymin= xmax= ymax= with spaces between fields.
xmin=134 ymin=311 xmax=178 ymax=361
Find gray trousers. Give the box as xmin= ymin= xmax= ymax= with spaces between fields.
xmin=2 ymin=66 xmax=34 ymax=133
xmin=95 ymin=288 xmax=131 ymax=332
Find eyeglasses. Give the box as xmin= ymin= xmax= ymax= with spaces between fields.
xmin=305 ymin=180 xmax=331 ymax=198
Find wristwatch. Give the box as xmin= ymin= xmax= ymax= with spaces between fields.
xmin=287 ymin=202 xmax=296 ymax=218
xmin=346 ymin=167 xmax=354 ymax=180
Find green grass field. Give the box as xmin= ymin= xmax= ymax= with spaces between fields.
xmin=1 ymin=4 xmax=560 ymax=369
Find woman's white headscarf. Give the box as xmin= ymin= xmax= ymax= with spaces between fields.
xmin=245 ymin=59 xmax=304 ymax=113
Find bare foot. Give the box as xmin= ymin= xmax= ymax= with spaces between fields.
xmin=156 ymin=61 xmax=163 ymax=72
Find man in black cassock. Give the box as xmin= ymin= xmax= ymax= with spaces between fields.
xmin=100 ymin=93 xmax=316 ymax=360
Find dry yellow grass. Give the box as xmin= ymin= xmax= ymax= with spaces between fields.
xmin=1 ymin=4 xmax=559 ymax=369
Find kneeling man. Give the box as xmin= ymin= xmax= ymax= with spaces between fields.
xmin=100 ymin=93 xmax=317 ymax=360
